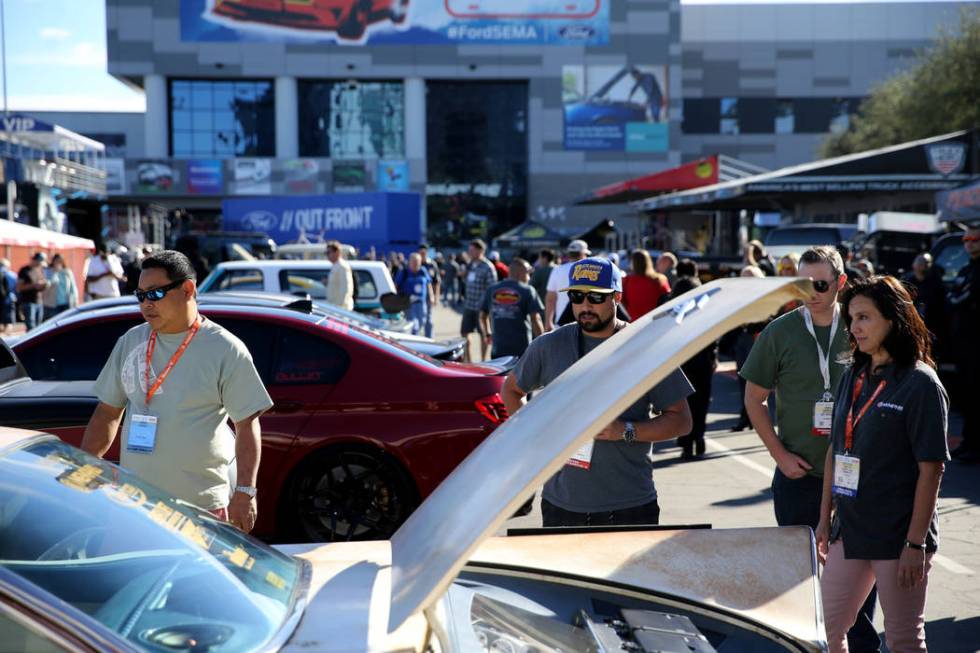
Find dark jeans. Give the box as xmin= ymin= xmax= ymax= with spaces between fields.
xmin=679 ymin=359 xmax=713 ymax=456
xmin=772 ymin=469 xmax=881 ymax=652
xmin=541 ymin=498 xmax=660 ymax=527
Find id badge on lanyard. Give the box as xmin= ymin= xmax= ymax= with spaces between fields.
xmin=803 ymin=307 xmax=839 ymax=437
xmin=128 ymin=414 xmax=158 ymax=453
xmin=832 ymin=454 xmax=860 ymax=497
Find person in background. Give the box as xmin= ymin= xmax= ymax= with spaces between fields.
xmin=854 ymin=259 xmax=875 ymax=279
xmin=417 ymin=244 xmax=441 ymax=338
xmin=325 ymin=240 xmax=355 ymax=311
xmin=546 ymin=240 xmax=591 ymax=331
xmin=746 ymin=240 xmax=776 ymax=276
xmin=16 ymin=253 xmax=49 ymax=331
xmin=0 ymin=259 xmax=17 ymax=334
xmin=395 ymin=253 xmax=434 ymax=336
xmin=672 ymin=258 xmax=717 ymax=460
xmin=530 ymin=248 xmax=556 ymax=302
xmin=460 ymin=240 xmax=497 ymax=361
xmin=480 ymin=257 xmax=545 ymax=359
xmin=656 ymin=252 xmax=678 ymax=288
xmin=42 ymin=254 xmax=78 ymax=320
xmin=86 ymin=243 xmax=126 ymax=300
xmin=489 ymin=250 xmax=510 ymax=282
xmin=455 ymin=252 xmax=470 ymax=304
xmin=440 ymin=252 xmax=460 ymax=305
xmin=902 ymin=253 xmax=947 ymax=355
xmin=779 ymin=253 xmax=800 ymax=277
xmin=948 ymin=223 xmax=980 ymax=463
xmin=622 ymin=249 xmax=671 ymax=320
xmin=817 ymin=276 xmax=947 ymax=653
xmin=731 ymin=264 xmax=768 ymax=430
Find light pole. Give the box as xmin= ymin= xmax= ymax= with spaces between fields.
xmin=1 ymin=0 xmax=14 ymax=222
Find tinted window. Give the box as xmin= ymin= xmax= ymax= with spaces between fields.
xmin=739 ymin=98 xmax=776 ymax=134
xmin=274 ymin=327 xmax=349 ymax=385
xmin=681 ymin=98 xmax=720 ymax=134
xmin=213 ymin=269 xmax=264 ymax=291
xmin=280 ymin=269 xmax=330 ymax=299
xmin=355 ymin=269 xmax=378 ymax=298
xmin=210 ymin=318 xmax=276 ymax=385
xmin=0 ymin=611 xmax=63 ymax=653
xmin=18 ymin=320 xmax=137 ymax=381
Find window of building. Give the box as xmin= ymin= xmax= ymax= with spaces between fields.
xmin=681 ymin=99 xmax=720 ymax=134
xmin=719 ymin=98 xmax=739 ymax=135
xmin=170 ymin=79 xmax=275 ymax=158
xmin=829 ymin=97 xmax=860 ymax=134
xmin=738 ymin=98 xmax=776 ymax=134
xmin=426 ymin=81 xmax=528 ymax=247
xmin=775 ymin=99 xmax=795 ymax=134
xmin=298 ymin=80 xmax=405 ymax=159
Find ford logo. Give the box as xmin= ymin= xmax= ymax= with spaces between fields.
xmin=559 ymin=25 xmax=595 ymax=40
xmin=241 ymin=210 xmax=279 ymax=232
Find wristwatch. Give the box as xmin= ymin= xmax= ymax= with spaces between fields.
xmin=622 ymin=421 xmax=636 ymax=444
xmin=234 ymin=485 xmax=257 ymax=498
xmin=904 ymin=539 xmax=926 ymax=551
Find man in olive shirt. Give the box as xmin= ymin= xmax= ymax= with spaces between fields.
xmin=741 ymin=246 xmax=879 ymax=652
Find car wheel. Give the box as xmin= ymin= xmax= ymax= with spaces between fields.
xmin=337 ymin=2 xmax=369 ymax=40
xmin=284 ymin=446 xmax=418 ymax=542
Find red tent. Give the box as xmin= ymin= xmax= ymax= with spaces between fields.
xmin=0 ymin=222 xmax=95 ymax=305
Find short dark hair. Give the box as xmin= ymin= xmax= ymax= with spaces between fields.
xmin=418 ymin=243 xmax=429 ymax=251
xmin=470 ymin=239 xmax=486 ymax=251
xmin=676 ymin=258 xmax=698 ymax=278
xmin=141 ymin=250 xmax=196 ymax=282
xmin=538 ymin=249 xmax=555 ymax=263
xmin=841 ymin=275 xmax=934 ymax=370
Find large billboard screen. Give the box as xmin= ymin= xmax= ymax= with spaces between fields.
xmin=562 ymin=64 xmax=670 ymax=152
xmin=180 ymin=0 xmax=608 ymax=45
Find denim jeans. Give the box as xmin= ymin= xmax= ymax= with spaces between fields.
xmin=541 ymin=498 xmax=660 ymax=527
xmin=406 ymin=301 xmax=428 ymax=336
xmin=23 ymin=303 xmax=43 ymax=331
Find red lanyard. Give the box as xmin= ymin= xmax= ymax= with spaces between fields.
xmin=844 ymin=371 xmax=887 ymax=452
xmin=145 ymin=319 xmax=201 ymax=406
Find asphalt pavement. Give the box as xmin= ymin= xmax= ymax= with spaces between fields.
xmin=430 ymin=300 xmax=980 ymax=653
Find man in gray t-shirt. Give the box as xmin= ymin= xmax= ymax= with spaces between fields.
xmin=480 ymin=257 xmax=545 ymax=359
xmin=502 ymin=257 xmax=693 ymax=526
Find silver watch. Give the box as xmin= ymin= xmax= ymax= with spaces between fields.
xmin=622 ymin=421 xmax=636 ymax=444
xmin=234 ymin=485 xmax=257 ymax=498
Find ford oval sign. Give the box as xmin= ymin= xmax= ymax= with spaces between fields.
xmin=241 ymin=210 xmax=279 ymax=232
xmin=559 ymin=25 xmax=595 ymax=41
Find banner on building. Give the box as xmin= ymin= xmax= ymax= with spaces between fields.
xmin=377 ymin=160 xmax=410 ymax=191
xmin=562 ymin=64 xmax=670 ymax=152
xmin=332 ymin=161 xmax=367 ymax=193
xmin=187 ymin=159 xmax=224 ymax=194
xmin=937 ymin=179 xmax=980 ymax=221
xmin=281 ymin=159 xmax=321 ymax=194
xmin=135 ymin=160 xmax=182 ymax=194
xmin=230 ymin=158 xmax=272 ymax=195
xmin=180 ymin=0 xmax=608 ymax=45
xmin=105 ymin=158 xmax=127 ymax=195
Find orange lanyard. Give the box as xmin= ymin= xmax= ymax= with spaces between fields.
xmin=145 ymin=319 xmax=201 ymax=406
xmin=844 ymin=371 xmax=886 ymax=452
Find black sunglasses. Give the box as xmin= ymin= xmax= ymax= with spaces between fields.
xmin=568 ymin=289 xmax=611 ymax=305
xmin=134 ymin=278 xmax=188 ymax=303
xmin=812 ymin=279 xmax=833 ymax=293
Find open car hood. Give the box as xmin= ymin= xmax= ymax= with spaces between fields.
xmin=387 ymin=277 xmax=813 ymax=633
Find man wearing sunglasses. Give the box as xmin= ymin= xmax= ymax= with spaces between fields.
xmin=82 ymin=251 xmax=273 ymax=533
xmin=949 ymin=224 xmax=980 ymax=463
xmin=741 ymin=246 xmax=880 ymax=652
xmin=503 ymin=257 xmax=693 ymax=527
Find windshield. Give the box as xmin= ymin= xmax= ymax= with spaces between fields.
xmin=765 ymin=227 xmax=842 ymax=247
xmin=0 ymin=438 xmax=306 ymax=652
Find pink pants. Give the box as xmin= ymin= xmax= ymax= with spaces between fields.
xmin=821 ymin=540 xmax=932 ymax=653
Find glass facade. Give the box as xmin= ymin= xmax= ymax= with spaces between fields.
xmin=169 ymin=79 xmax=275 ymax=158
xmin=426 ymin=81 xmax=528 ymax=247
xmin=682 ymin=97 xmax=864 ymax=135
xmin=298 ymin=80 xmax=405 ymax=159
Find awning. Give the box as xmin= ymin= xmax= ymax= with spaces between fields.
xmin=574 ymin=155 xmax=768 ymax=205
xmin=937 ymin=178 xmax=980 ymax=222
xmin=639 ymin=130 xmax=978 ymax=213
xmin=0 ymin=220 xmax=95 ymax=250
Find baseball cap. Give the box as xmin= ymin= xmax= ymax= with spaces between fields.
xmin=562 ymin=257 xmax=622 ymax=293
xmin=567 ymin=239 xmax=591 ymax=255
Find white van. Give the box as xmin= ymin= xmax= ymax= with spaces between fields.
xmin=198 ymin=260 xmax=396 ymax=314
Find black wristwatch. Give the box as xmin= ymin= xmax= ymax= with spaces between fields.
xmin=904 ymin=539 xmax=926 ymax=551
xmin=622 ymin=421 xmax=636 ymax=444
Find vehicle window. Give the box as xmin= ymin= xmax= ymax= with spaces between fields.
xmin=0 ymin=609 xmax=64 ymax=653
xmin=934 ymin=239 xmax=968 ymax=284
xmin=274 ymin=327 xmax=350 ymax=385
xmin=16 ymin=320 xmax=138 ymax=381
xmin=354 ymin=269 xmax=378 ymax=299
xmin=280 ymin=269 xmax=330 ymax=299
xmin=765 ymin=228 xmax=840 ymax=247
xmin=213 ymin=269 xmax=264 ymax=291
xmin=207 ymin=317 xmax=276 ymax=385
xmin=0 ymin=439 xmax=304 ymax=653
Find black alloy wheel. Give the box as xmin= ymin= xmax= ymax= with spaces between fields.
xmin=286 ymin=447 xmax=418 ymax=542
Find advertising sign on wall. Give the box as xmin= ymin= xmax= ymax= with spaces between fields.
xmin=222 ymin=192 xmax=421 ymax=248
xmin=562 ymin=64 xmax=670 ymax=152
xmin=282 ymin=159 xmax=320 ymax=194
xmin=230 ymin=158 xmax=272 ymax=195
xmin=180 ymin=0 xmax=608 ymax=45
xmin=332 ymin=161 xmax=367 ymax=193
xmin=105 ymin=158 xmax=126 ymax=195
xmin=187 ymin=159 xmax=224 ymax=194
xmin=135 ymin=160 xmax=182 ymax=194
xmin=377 ymin=160 xmax=410 ymax=192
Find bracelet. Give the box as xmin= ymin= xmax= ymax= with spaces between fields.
xmin=904 ymin=539 xmax=926 ymax=551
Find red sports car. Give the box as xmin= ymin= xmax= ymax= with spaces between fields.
xmin=5 ymin=302 xmax=509 ymax=542
xmin=211 ymin=0 xmax=410 ymax=40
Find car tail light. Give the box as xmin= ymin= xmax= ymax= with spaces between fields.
xmin=474 ymin=393 xmax=509 ymax=426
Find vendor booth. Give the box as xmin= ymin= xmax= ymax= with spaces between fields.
xmin=0 ymin=221 xmax=96 ymax=304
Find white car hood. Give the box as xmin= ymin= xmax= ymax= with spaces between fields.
xmin=387 ymin=277 xmax=812 ymax=632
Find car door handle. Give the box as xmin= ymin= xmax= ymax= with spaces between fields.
xmin=272 ymin=401 xmax=304 ymax=414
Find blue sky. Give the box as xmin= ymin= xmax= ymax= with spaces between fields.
xmin=0 ymin=0 xmax=961 ymax=113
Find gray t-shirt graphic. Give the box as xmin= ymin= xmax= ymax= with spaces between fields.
xmin=94 ymin=318 xmax=273 ymax=510
xmin=514 ymin=323 xmax=693 ymax=512
xmin=481 ymin=279 xmax=544 ymax=358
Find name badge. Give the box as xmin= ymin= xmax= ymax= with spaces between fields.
xmin=566 ymin=440 xmax=594 ymax=470
xmin=812 ymin=401 xmax=834 ymax=436
xmin=128 ymin=414 xmax=158 ymax=454
xmin=832 ymin=454 xmax=860 ymax=497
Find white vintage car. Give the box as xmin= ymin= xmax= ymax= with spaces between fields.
xmin=0 ymin=277 xmax=826 ymax=652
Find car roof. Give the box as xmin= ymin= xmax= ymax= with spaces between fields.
xmin=213 ymin=260 xmax=389 ymax=270
xmin=385 ymin=276 xmax=813 ymax=634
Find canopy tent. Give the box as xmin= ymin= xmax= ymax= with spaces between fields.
xmin=0 ymin=220 xmax=95 ymax=250
xmin=492 ymin=220 xmax=567 ymax=251
xmin=638 ymin=130 xmax=978 ymax=214
xmin=936 ymin=179 xmax=980 ymax=222
xmin=574 ymin=218 xmax=619 ymax=252
xmin=574 ymin=155 xmax=768 ymax=206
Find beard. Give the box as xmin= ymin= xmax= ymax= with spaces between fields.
xmin=576 ymin=309 xmax=614 ymax=333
